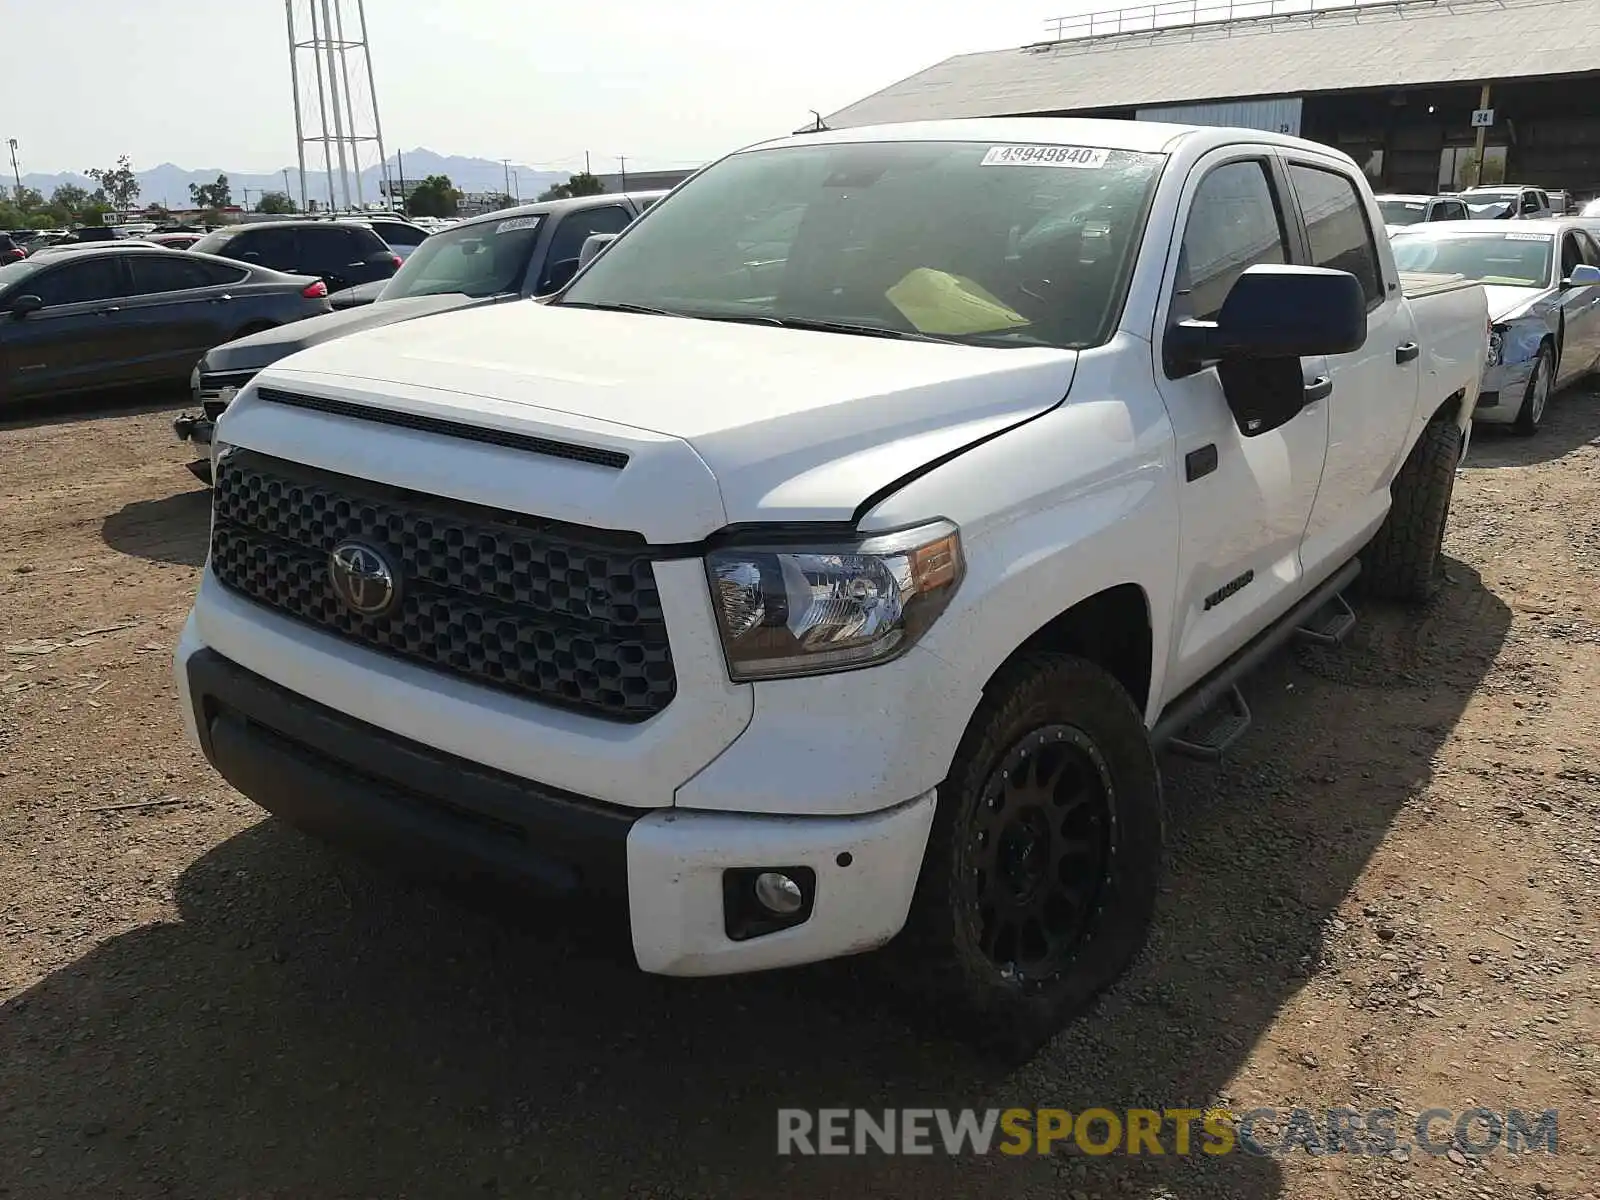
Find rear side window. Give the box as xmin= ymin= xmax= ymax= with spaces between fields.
xmin=296 ymin=225 xmax=365 ymax=267
xmin=1176 ymin=160 xmax=1288 ymax=323
xmin=215 ymin=227 xmax=299 ymax=266
xmin=372 ymin=222 xmax=426 ymax=247
xmin=128 ymin=255 xmax=236 ymax=295
xmin=1286 ymin=164 xmax=1383 ymax=309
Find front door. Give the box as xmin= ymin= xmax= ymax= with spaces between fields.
xmin=1283 ymin=156 xmax=1422 ymax=577
xmin=1153 ymin=151 xmax=1332 ymax=699
xmin=0 ymin=255 xmax=132 ymax=399
xmin=122 ymin=254 xmax=234 ymax=381
xmin=1554 ymin=229 xmax=1600 ymax=385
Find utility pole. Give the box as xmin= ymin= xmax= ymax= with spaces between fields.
xmin=397 ymin=148 xmax=406 ymax=212
xmin=6 ymin=138 xmax=19 ymax=201
xmin=502 ymin=158 xmax=512 ymax=200
xmin=283 ymin=168 xmax=292 ymax=206
xmin=585 ymin=150 xmax=591 ymax=175
xmin=618 ymin=155 xmax=627 ymax=192
xmin=243 ymin=186 xmax=253 ymax=211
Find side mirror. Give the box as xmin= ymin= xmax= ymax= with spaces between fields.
xmin=541 ymin=258 xmax=580 ymax=295
xmin=578 ymin=232 xmax=618 ymax=269
xmin=7 ymin=294 xmax=44 ymax=318
xmin=1167 ymin=265 xmax=1366 ymax=370
xmin=1562 ymin=264 xmax=1600 ymax=289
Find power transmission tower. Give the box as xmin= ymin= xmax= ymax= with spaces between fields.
xmin=285 ymin=0 xmax=391 ymax=213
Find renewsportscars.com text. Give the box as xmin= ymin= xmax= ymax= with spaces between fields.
xmin=776 ymin=1107 xmax=1559 ymax=1158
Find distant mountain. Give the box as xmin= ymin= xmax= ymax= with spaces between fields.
xmin=20 ymin=148 xmax=568 ymax=209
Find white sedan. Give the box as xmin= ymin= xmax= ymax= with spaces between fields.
xmin=1392 ymin=219 xmax=1600 ymax=435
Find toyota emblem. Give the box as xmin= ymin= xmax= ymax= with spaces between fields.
xmin=328 ymin=541 xmax=399 ymax=618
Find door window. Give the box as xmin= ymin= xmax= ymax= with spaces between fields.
xmin=1576 ymin=229 xmax=1600 ymax=265
xmin=28 ymin=257 xmax=128 ymax=307
xmin=230 ymin=227 xmax=298 ymax=266
xmin=297 ymin=225 xmax=363 ymax=269
xmin=539 ymin=205 xmax=634 ymax=293
xmin=1286 ymin=164 xmax=1383 ymax=308
xmin=128 ymin=255 xmax=229 ymax=295
xmin=1561 ymin=233 xmax=1584 ymax=280
xmin=1174 ymin=160 xmax=1288 ymax=323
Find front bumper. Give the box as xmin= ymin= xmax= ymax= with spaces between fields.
xmin=175 ymin=631 xmax=937 ymax=976
xmin=1475 ymin=358 xmax=1535 ymax=424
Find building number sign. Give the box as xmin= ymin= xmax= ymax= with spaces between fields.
xmin=1472 ymin=109 xmax=1496 ymax=128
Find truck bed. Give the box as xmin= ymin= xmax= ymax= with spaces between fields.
xmin=1400 ymin=270 xmax=1476 ymax=299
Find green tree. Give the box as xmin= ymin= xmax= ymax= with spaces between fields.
xmin=85 ymin=155 xmax=141 ymax=210
xmin=489 ymin=193 xmax=515 ymax=210
xmin=51 ymin=183 xmax=91 ymax=216
xmin=537 ymin=172 xmax=605 ymax=201
xmin=406 ymin=174 xmax=461 ymax=218
xmin=12 ymin=186 xmax=44 ymax=212
xmin=255 ymin=191 xmax=297 ymax=215
xmin=189 ymin=174 xmax=232 ymax=210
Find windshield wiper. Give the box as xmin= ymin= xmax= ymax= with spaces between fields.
xmin=557 ymin=300 xmax=680 ymax=316
xmin=691 ymin=313 xmax=957 ymax=343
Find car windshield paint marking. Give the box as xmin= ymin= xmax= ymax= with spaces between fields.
xmin=979 ymin=145 xmax=1110 ymax=169
xmin=379 ymin=214 xmax=547 ymax=300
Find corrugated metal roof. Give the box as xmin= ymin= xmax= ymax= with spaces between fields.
xmin=826 ymin=0 xmax=1600 ymax=128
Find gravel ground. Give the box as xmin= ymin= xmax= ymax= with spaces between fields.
xmin=0 ymin=390 xmax=1596 ymax=1200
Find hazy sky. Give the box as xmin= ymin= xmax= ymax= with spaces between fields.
xmin=1 ymin=0 xmax=1103 ymax=176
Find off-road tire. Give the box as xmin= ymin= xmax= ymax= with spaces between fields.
xmin=1359 ymin=417 xmax=1463 ymax=603
xmin=1512 ymin=343 xmax=1554 ymax=436
xmin=895 ymin=654 xmax=1163 ymax=1061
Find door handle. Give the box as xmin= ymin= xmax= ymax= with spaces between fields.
xmin=96 ymin=306 xmax=120 ymax=316
xmin=1303 ymin=375 xmax=1333 ymax=403
xmin=209 ymin=293 xmax=233 ymax=304
xmin=1396 ymin=341 xmax=1420 ymax=364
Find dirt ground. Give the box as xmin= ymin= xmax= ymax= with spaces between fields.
xmin=0 ymin=389 xmax=1596 ymax=1200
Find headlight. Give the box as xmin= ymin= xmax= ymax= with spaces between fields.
xmin=1488 ymin=324 xmax=1506 ymax=366
xmin=706 ymin=521 xmax=963 ymax=681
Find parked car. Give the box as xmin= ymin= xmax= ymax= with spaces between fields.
xmin=1458 ymin=184 xmax=1555 ymax=221
xmin=1392 ymin=218 xmax=1600 ymax=434
xmin=173 ymin=191 xmax=667 ymax=462
xmin=176 ymin=118 xmax=1489 ymax=1057
xmin=342 ymin=214 xmax=431 ymax=262
xmin=190 ymin=219 xmax=400 ymax=295
xmin=147 ymin=232 xmax=204 ymax=250
xmin=0 ymin=234 xmax=24 ymax=265
xmin=0 ymin=246 xmax=331 ymax=404
xmin=1374 ymin=193 xmax=1470 ymax=234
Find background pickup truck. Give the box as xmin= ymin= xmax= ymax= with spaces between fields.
xmin=171 ymin=190 xmax=667 ymax=475
xmin=175 ymin=118 xmax=1488 ymax=1058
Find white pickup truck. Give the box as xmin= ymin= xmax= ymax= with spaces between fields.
xmin=175 ymin=119 xmax=1487 ymax=1055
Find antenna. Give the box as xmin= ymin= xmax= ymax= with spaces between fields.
xmin=285 ymin=0 xmax=391 ymax=213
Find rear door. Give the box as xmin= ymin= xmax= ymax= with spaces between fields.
xmin=0 ymin=255 xmax=132 ymax=398
xmin=299 ymin=225 xmax=391 ymax=291
xmin=1282 ymin=154 xmax=1421 ymax=578
xmin=123 ymin=254 xmax=245 ymax=379
xmin=1152 ymin=150 xmax=1332 ymax=698
xmin=536 ymin=204 xmax=635 ymax=294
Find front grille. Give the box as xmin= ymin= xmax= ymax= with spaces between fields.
xmin=209 ymin=450 xmax=676 ymax=722
xmin=198 ymin=370 xmax=259 ymax=419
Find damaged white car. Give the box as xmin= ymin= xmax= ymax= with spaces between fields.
xmin=1392 ymin=219 xmax=1600 ymax=434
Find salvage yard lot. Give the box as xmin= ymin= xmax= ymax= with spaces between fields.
xmin=1 ymin=395 xmax=1597 ymax=1200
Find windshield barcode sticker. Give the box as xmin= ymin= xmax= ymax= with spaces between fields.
xmin=981 ymin=145 xmax=1109 ymax=169
xmin=1505 ymin=232 xmax=1551 ymax=241
xmin=494 ymin=216 xmax=540 ymax=233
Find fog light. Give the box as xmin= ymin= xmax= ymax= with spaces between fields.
xmin=722 ymin=865 xmax=817 ymax=941
xmin=754 ymin=871 xmax=804 ymax=915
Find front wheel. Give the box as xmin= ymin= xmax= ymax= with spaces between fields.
xmin=1513 ymin=343 xmax=1553 ymax=436
xmin=898 ymin=654 xmax=1164 ymax=1060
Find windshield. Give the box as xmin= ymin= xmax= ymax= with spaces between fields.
xmin=560 ymin=139 xmax=1167 ymax=349
xmin=1378 ymin=200 xmax=1427 ymax=226
xmin=1391 ymin=232 xmax=1553 ymax=288
xmin=378 ymin=214 xmax=544 ymax=300
xmin=191 ymin=229 xmax=240 ymax=256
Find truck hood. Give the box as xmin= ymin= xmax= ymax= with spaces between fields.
xmin=1481 ymin=284 xmax=1547 ymax=324
xmin=250 ymin=301 xmax=1079 ymax=541
xmin=200 ymin=293 xmax=488 ymax=375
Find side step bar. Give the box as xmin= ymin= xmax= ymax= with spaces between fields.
xmin=1152 ymin=557 xmax=1361 ymax=759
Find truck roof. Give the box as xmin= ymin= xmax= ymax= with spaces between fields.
xmin=749 ymin=116 xmax=1326 ymax=158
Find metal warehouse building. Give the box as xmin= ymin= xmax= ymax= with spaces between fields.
xmin=825 ymin=0 xmax=1600 ymax=196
